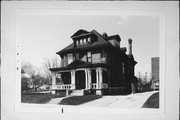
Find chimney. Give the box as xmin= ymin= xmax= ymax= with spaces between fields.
xmin=102 ymin=32 xmax=108 ymax=39
xmin=128 ymin=38 xmax=132 ymax=55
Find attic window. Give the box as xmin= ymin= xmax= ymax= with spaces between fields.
xmin=76 ymin=40 xmax=79 ymax=46
xmin=80 ymin=39 xmax=83 ymax=46
xmin=76 ymin=37 xmax=91 ymax=47
xmin=83 ymin=38 xmax=87 ymax=45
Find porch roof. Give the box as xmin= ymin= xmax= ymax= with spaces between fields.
xmin=49 ymin=60 xmax=109 ymax=72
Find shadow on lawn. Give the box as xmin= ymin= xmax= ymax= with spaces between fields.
xmin=142 ymin=92 xmax=159 ymax=108
xmin=59 ymin=95 xmax=102 ymax=105
xmin=21 ymin=92 xmax=64 ymax=104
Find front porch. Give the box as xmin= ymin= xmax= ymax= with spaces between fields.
xmin=50 ymin=67 xmax=109 ymax=95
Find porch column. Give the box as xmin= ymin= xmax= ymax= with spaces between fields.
xmin=95 ymin=68 xmax=103 ymax=95
xmin=99 ymin=68 xmax=103 ymax=89
xmin=87 ymin=69 xmax=92 ymax=89
xmin=96 ymin=68 xmax=99 ymax=89
xmin=71 ymin=70 xmax=75 ymax=89
xmin=51 ymin=72 xmax=56 ymax=94
xmin=85 ymin=69 xmax=88 ymax=89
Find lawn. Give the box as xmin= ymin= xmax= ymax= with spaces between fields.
xmin=59 ymin=95 xmax=102 ymax=105
xmin=21 ymin=93 xmax=63 ymax=104
xmin=142 ymin=92 xmax=159 ymax=108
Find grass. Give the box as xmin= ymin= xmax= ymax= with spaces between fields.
xmin=142 ymin=92 xmax=159 ymax=108
xmin=21 ymin=93 xmax=63 ymax=104
xmin=59 ymin=95 xmax=102 ymax=105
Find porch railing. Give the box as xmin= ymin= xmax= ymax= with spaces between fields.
xmin=91 ymin=83 xmax=108 ymax=89
xmin=51 ymin=84 xmax=73 ymax=90
xmin=51 ymin=83 xmax=108 ymax=90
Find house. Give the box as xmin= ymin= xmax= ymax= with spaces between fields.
xmin=21 ymin=69 xmax=33 ymax=91
xmin=49 ymin=29 xmax=137 ymax=95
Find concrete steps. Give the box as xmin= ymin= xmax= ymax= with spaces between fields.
xmin=70 ymin=90 xmax=84 ymax=96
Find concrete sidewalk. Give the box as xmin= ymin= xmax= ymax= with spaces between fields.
xmin=47 ymin=97 xmax=64 ymax=104
xmin=80 ymin=91 xmax=158 ymax=108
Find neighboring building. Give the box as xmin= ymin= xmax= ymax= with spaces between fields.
xmin=49 ymin=29 xmax=137 ymax=95
xmin=21 ymin=69 xmax=33 ymax=91
xmin=151 ymin=57 xmax=159 ymax=90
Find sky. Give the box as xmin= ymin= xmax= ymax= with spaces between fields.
xmin=20 ymin=12 xmax=159 ymax=77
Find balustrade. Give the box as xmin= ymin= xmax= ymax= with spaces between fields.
xmin=52 ymin=83 xmax=108 ymax=90
xmin=52 ymin=84 xmax=72 ymax=90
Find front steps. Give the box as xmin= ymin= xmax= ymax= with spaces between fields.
xmin=70 ymin=90 xmax=84 ymax=96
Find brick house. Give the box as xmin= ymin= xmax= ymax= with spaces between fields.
xmin=49 ymin=29 xmax=137 ymax=95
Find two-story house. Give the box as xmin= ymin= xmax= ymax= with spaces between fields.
xmin=49 ymin=29 xmax=137 ymax=95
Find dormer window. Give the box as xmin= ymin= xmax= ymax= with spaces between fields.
xmin=75 ymin=37 xmax=91 ymax=48
xmin=83 ymin=38 xmax=86 ymax=45
xmin=76 ymin=40 xmax=79 ymax=47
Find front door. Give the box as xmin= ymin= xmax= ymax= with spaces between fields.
xmin=75 ymin=70 xmax=85 ymax=89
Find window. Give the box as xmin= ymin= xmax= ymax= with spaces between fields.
xmin=63 ymin=55 xmax=67 ymax=67
xmin=83 ymin=38 xmax=86 ymax=45
xmin=87 ymin=37 xmax=91 ymax=43
xmin=76 ymin=38 xmax=90 ymax=47
xmin=67 ymin=53 xmax=73 ymax=64
xmin=76 ymin=40 xmax=79 ymax=47
xmin=87 ymin=51 xmax=92 ymax=63
xmin=92 ymin=53 xmax=101 ymax=63
xmin=80 ymin=39 xmax=83 ymax=46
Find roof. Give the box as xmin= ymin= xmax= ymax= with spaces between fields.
xmin=57 ymin=29 xmax=112 ymax=55
xmin=107 ymin=35 xmax=121 ymax=42
xmin=71 ymin=29 xmax=90 ymax=38
xmin=49 ymin=60 xmax=109 ymax=72
xmin=56 ymin=29 xmax=134 ymax=62
xmin=120 ymin=47 xmax=127 ymax=53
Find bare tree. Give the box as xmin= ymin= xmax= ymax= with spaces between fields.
xmin=42 ymin=56 xmax=60 ymax=84
xmin=21 ymin=61 xmax=43 ymax=91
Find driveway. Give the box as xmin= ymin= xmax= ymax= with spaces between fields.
xmin=80 ymin=91 xmax=158 ymax=108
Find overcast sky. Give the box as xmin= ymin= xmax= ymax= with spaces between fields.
xmin=20 ymin=12 xmax=159 ymax=76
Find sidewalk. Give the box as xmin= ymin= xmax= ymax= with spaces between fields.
xmin=80 ymin=91 xmax=158 ymax=108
